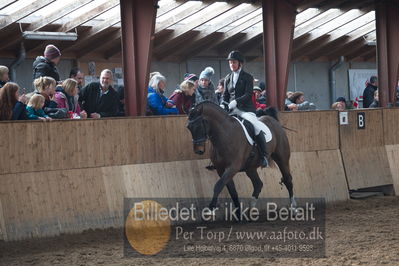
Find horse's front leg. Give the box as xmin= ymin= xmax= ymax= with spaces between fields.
xmin=209 ymin=168 xmax=237 ymax=210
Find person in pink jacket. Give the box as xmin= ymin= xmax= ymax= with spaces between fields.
xmin=55 ymin=78 xmax=87 ymax=119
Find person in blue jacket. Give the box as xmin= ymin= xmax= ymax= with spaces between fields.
xmin=147 ymin=74 xmax=178 ymax=115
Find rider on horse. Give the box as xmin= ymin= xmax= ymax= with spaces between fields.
xmin=221 ymin=50 xmax=269 ymax=168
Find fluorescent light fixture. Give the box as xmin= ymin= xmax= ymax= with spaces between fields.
xmin=22 ymin=31 xmax=78 ymax=41
xmin=367 ymin=41 xmax=376 ymax=46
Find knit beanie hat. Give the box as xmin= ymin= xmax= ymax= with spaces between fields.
xmin=199 ymin=67 xmax=214 ymax=80
xmin=44 ymin=44 xmax=61 ymax=60
xmin=184 ymin=73 xmax=198 ymax=82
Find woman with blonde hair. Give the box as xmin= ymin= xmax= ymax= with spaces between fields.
xmin=0 ymin=82 xmax=28 ymax=120
xmin=0 ymin=65 xmax=9 ymax=87
xmin=331 ymin=101 xmax=345 ymax=111
xmin=26 ymin=94 xmax=51 ymax=121
xmin=169 ymin=80 xmax=195 ymax=114
xmin=33 ymin=76 xmax=58 ymax=109
xmin=54 ymin=78 xmax=87 ymax=118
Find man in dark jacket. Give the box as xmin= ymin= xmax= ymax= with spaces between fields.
xmin=222 ymin=50 xmax=269 ymax=167
xmin=362 ymin=76 xmax=378 ymax=108
xmin=32 ymin=44 xmax=61 ymax=82
xmin=79 ymin=69 xmax=119 ymax=118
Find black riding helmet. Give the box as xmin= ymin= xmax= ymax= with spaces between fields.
xmin=226 ymin=50 xmax=244 ymax=63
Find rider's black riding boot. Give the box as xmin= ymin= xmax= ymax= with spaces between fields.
xmin=255 ymin=131 xmax=269 ymax=168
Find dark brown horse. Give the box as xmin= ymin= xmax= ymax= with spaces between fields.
xmin=187 ymin=101 xmax=296 ymax=216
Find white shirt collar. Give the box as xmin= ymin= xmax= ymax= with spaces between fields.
xmin=232 ymin=68 xmax=242 ymax=87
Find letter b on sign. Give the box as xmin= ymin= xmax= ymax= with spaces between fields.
xmin=357 ymin=112 xmax=365 ymax=129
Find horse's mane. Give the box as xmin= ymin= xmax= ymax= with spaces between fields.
xmin=190 ymin=101 xmax=280 ymax=122
xmin=189 ymin=101 xmax=231 ymax=120
xmin=193 ymin=100 xmax=222 ymax=110
xmin=263 ymin=107 xmax=279 ymax=121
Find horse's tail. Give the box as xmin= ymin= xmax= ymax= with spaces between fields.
xmin=264 ymin=107 xmax=279 ymax=121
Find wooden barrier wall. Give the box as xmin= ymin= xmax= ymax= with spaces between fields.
xmin=1 ymin=109 xmax=398 ymax=241
xmin=383 ymin=108 xmax=399 ymax=194
xmin=340 ymin=109 xmax=392 ymax=189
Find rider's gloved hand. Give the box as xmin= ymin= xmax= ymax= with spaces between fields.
xmin=220 ymin=101 xmax=229 ymax=111
xmin=228 ymin=100 xmax=237 ymax=110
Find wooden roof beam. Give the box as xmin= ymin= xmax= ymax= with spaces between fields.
xmin=76 ymin=29 xmax=121 ymax=58
xmin=157 ymin=0 xmax=188 ymax=17
xmin=296 ymin=0 xmax=327 ymax=12
xmin=293 ymin=9 xmax=374 ymax=56
xmin=155 ymin=1 xmax=211 ymax=34
xmin=164 ymin=11 xmax=263 ymax=60
xmin=359 ymin=48 xmax=376 ymax=61
xmin=159 ymin=5 xmax=261 ymax=58
xmin=26 ymin=0 xmax=94 ymax=32
xmin=219 ymin=22 xmax=263 ymax=52
xmin=104 ymin=43 xmax=121 ymax=59
xmin=0 ymin=0 xmax=17 ymax=10
xmin=154 ymin=1 xmax=241 ymax=54
xmin=326 ymin=31 xmax=376 ymax=59
xmin=346 ymin=45 xmax=375 ymax=61
xmin=62 ymin=13 xmax=121 ymax=52
xmin=0 ymin=0 xmax=56 ymax=31
xmin=308 ymin=21 xmax=375 ymax=60
xmin=293 ymin=0 xmax=370 ymax=40
xmin=58 ymin=0 xmax=119 ymax=32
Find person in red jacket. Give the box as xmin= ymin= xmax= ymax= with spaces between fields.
xmin=169 ymin=80 xmax=196 ymax=114
xmin=252 ymin=86 xmax=266 ymax=110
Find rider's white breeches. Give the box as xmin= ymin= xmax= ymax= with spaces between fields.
xmin=230 ymin=108 xmax=262 ymax=135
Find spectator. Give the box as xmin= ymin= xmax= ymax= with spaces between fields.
xmin=169 ymin=80 xmax=195 ymax=114
xmin=257 ymin=81 xmax=267 ymax=105
xmin=369 ymin=90 xmax=379 ymax=108
xmin=0 ymin=82 xmax=28 ymax=120
xmin=147 ymin=74 xmax=178 ymax=115
xmin=33 ymin=76 xmax=58 ymax=109
xmin=0 ymin=65 xmax=9 ymax=88
xmin=117 ymin=85 xmax=125 ymax=116
xmin=69 ymin=67 xmax=84 ymax=90
xmin=215 ymin=78 xmax=225 ymax=104
xmin=26 ymin=94 xmax=51 ymax=121
xmin=54 ymin=78 xmax=87 ymax=119
xmin=287 ymin=91 xmax=316 ymax=111
xmin=331 ymin=101 xmax=346 ymax=111
xmin=150 ymin=72 xmax=161 ymax=80
xmin=396 ymin=80 xmax=399 ymax=107
xmin=362 ymin=75 xmax=378 ymax=108
xmin=79 ymin=69 xmax=119 ymax=118
xmin=146 ymin=72 xmax=163 ymax=115
xmin=336 ymin=97 xmax=346 ymax=107
xmin=33 ymin=44 xmax=61 ymax=82
xmin=184 ymin=73 xmax=199 ymax=89
xmin=252 ymin=86 xmax=267 ymax=116
xmin=285 ymin=91 xmax=297 ymax=111
xmin=195 ymin=67 xmax=218 ymax=105
xmin=183 ymin=73 xmax=199 ymax=106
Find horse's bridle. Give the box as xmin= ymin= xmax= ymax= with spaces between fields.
xmin=187 ymin=115 xmax=208 ymax=144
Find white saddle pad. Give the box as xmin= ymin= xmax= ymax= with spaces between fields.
xmin=232 ymin=116 xmax=272 ymax=145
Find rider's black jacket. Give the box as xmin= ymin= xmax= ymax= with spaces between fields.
xmin=223 ymin=69 xmax=256 ymax=113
